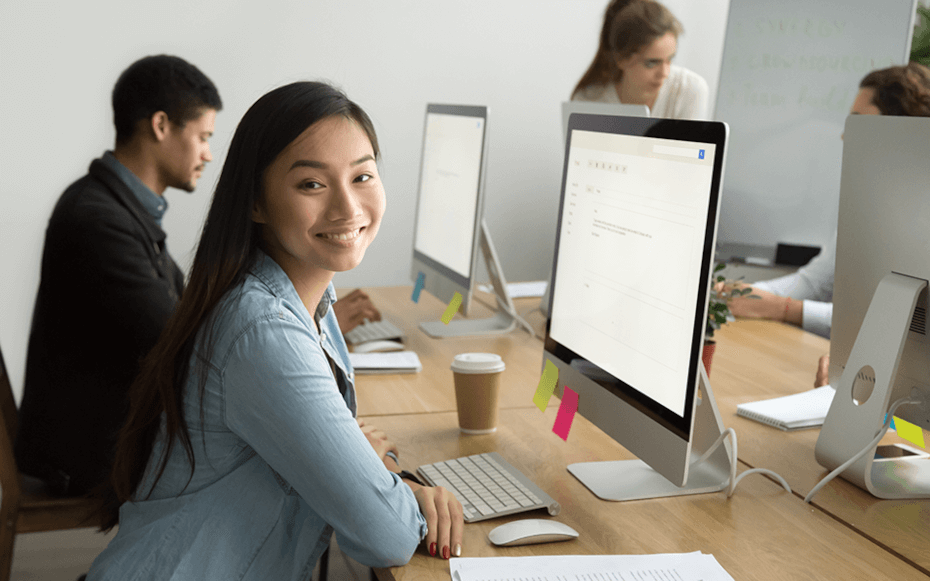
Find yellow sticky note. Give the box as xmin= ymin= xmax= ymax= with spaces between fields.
xmin=441 ymin=292 xmax=463 ymax=324
xmin=893 ymin=416 xmax=926 ymax=449
xmin=533 ymin=360 xmax=559 ymax=412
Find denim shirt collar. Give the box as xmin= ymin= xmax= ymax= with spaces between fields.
xmin=249 ymin=252 xmax=338 ymax=327
xmin=249 ymin=251 xmax=355 ymax=413
xmin=100 ymin=151 xmax=167 ymax=226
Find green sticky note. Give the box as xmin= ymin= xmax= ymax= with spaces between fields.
xmin=441 ymin=292 xmax=463 ymax=324
xmin=533 ymin=360 xmax=559 ymax=412
xmin=894 ymin=416 xmax=926 ymax=449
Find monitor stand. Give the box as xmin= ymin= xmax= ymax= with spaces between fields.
xmin=420 ymin=220 xmax=520 ymax=338
xmin=568 ymin=365 xmax=732 ymax=501
xmin=816 ymin=273 xmax=930 ymax=499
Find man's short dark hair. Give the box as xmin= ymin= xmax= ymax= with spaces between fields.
xmin=112 ymin=55 xmax=222 ymax=145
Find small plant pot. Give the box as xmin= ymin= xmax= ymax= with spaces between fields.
xmin=702 ymin=340 xmax=717 ymax=376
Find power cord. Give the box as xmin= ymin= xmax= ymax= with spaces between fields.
xmin=804 ymin=395 xmax=919 ymax=504
xmin=695 ymin=427 xmax=792 ymax=497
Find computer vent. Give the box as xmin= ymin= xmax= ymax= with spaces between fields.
xmin=856 ymin=369 xmax=875 ymax=384
xmin=911 ymin=306 xmax=927 ymax=336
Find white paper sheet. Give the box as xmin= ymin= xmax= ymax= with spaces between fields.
xmin=450 ymin=552 xmax=735 ymax=581
xmin=478 ymin=281 xmax=548 ymax=299
xmin=347 ymin=351 xmax=422 ymax=374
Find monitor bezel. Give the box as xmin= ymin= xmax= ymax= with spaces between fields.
xmin=544 ymin=113 xmax=728 ymax=442
xmin=410 ymin=103 xmax=489 ymax=315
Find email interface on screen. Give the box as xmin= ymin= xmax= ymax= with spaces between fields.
xmin=550 ymin=129 xmax=716 ymax=417
xmin=413 ymin=112 xmax=485 ymax=279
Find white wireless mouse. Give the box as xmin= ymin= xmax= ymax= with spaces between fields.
xmin=353 ymin=340 xmax=405 ymax=354
xmin=487 ymin=519 xmax=579 ymax=546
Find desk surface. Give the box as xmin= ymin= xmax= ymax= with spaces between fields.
xmin=364 ymin=408 xmax=925 ymax=581
xmin=712 ymin=319 xmax=930 ymax=574
xmin=351 ymin=287 xmax=543 ymax=417
xmin=349 ymin=286 xmax=930 ymax=578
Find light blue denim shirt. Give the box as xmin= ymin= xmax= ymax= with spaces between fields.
xmin=87 ymin=252 xmax=427 ymax=580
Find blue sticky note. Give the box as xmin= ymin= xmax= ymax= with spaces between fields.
xmin=412 ymin=272 xmax=425 ymax=303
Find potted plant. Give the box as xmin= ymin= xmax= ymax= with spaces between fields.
xmin=704 ymin=263 xmax=754 ymax=375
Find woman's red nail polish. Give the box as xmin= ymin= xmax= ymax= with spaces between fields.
xmin=443 ymin=545 xmax=450 ymax=560
xmin=429 ymin=543 xmax=437 ymax=556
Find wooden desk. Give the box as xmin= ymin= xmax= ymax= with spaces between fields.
xmin=712 ymin=320 xmax=930 ymax=575
xmin=349 ymin=286 xmax=928 ymax=577
xmin=364 ymin=407 xmax=925 ymax=581
xmin=350 ymin=287 xmax=544 ymax=416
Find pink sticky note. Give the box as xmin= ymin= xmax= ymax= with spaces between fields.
xmin=552 ymin=386 xmax=579 ymax=441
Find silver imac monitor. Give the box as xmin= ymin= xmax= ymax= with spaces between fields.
xmin=544 ymin=112 xmax=731 ymax=501
xmin=816 ymin=115 xmax=930 ymax=499
xmin=410 ymin=104 xmax=519 ymax=338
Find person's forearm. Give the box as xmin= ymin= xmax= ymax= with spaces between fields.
xmin=783 ymin=296 xmax=803 ymax=327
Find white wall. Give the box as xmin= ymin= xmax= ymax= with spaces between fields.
xmin=0 ymin=0 xmax=730 ymax=401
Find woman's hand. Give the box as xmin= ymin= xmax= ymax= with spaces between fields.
xmin=408 ymin=482 xmax=464 ymax=560
xmin=333 ymin=289 xmax=381 ymax=335
xmin=357 ymin=418 xmax=397 ymax=464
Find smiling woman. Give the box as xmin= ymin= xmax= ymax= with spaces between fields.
xmin=252 ymin=115 xmax=385 ymax=314
xmin=572 ymin=0 xmax=709 ymax=120
xmin=85 ymin=82 xmax=463 ymax=580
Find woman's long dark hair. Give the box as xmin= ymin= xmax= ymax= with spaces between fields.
xmin=571 ymin=0 xmax=683 ymax=99
xmin=99 ymin=82 xmax=380 ymax=530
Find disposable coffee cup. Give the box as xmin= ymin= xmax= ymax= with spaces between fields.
xmin=451 ymin=353 xmax=506 ymax=434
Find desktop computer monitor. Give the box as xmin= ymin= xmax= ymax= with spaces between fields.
xmin=543 ymin=112 xmax=731 ymax=501
xmin=410 ymin=104 xmax=519 ymax=338
xmin=816 ymin=115 xmax=930 ymax=499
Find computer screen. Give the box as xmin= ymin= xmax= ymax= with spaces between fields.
xmin=817 ymin=115 xmax=930 ymax=499
xmin=544 ymin=113 xmax=729 ymax=498
xmin=411 ymin=104 xmax=488 ymax=318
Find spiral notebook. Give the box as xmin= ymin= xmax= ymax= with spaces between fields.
xmin=736 ymin=386 xmax=835 ymax=430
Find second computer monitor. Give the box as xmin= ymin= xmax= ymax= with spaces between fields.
xmin=411 ymin=104 xmax=489 ymax=318
xmin=545 ymin=113 xmax=729 ymax=500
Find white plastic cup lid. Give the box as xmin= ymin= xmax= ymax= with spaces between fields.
xmin=450 ymin=352 xmax=506 ymax=374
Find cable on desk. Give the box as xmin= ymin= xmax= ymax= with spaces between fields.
xmin=695 ymin=427 xmax=792 ymax=497
xmin=803 ymin=396 xmax=919 ymax=504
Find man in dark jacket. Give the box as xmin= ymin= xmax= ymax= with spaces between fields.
xmin=15 ymin=55 xmax=222 ymax=496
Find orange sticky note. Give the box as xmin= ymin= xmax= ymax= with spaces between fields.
xmin=552 ymin=386 xmax=578 ymax=441
xmin=533 ymin=360 xmax=559 ymax=412
xmin=441 ymin=292 xmax=463 ymax=324
xmin=894 ymin=416 xmax=926 ymax=449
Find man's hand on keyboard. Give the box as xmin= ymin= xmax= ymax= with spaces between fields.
xmin=333 ymin=289 xmax=381 ymax=334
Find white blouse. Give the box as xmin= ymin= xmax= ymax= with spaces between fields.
xmin=573 ymin=64 xmax=709 ymax=120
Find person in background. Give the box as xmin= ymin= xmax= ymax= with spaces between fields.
xmin=86 ymin=81 xmax=462 ymax=579
xmin=334 ymin=288 xmax=382 ymax=334
xmin=721 ymin=62 xmax=930 ymax=385
xmin=15 ymin=55 xmax=221 ymax=497
xmin=572 ymin=0 xmax=709 ymax=120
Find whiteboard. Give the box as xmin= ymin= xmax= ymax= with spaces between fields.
xmin=713 ymin=0 xmax=917 ymax=258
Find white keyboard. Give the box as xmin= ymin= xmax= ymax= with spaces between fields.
xmin=344 ymin=319 xmax=404 ymax=345
xmin=417 ymin=452 xmax=560 ymax=522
